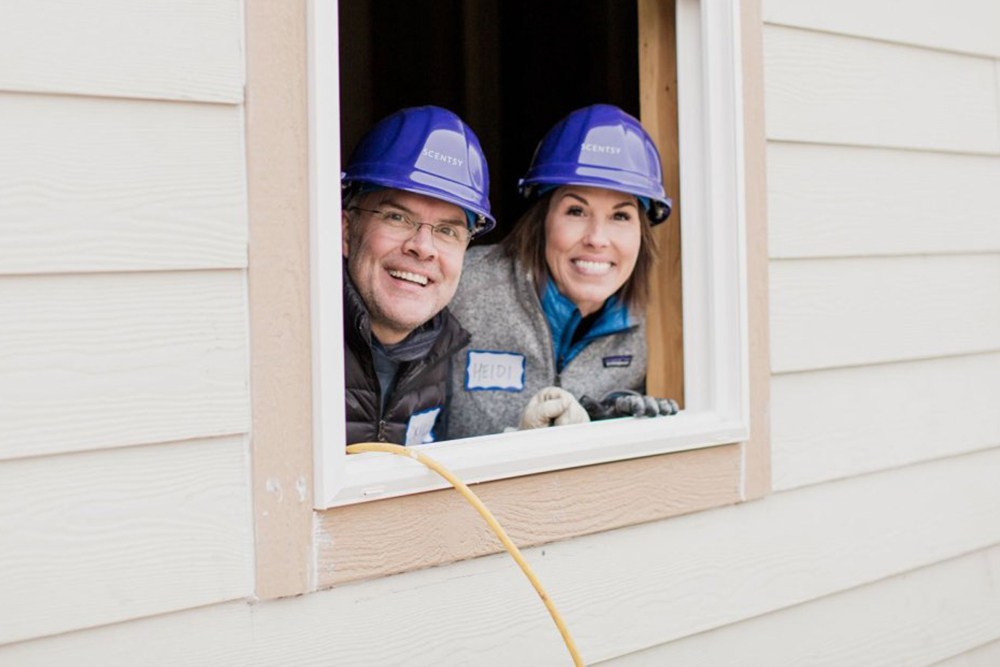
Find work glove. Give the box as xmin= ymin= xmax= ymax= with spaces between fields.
xmin=579 ymin=390 xmax=679 ymax=421
xmin=519 ymin=386 xmax=591 ymax=430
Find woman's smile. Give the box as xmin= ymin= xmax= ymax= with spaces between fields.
xmin=571 ymin=258 xmax=615 ymax=275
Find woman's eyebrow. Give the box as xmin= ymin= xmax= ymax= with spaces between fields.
xmin=560 ymin=192 xmax=589 ymax=205
xmin=613 ymin=200 xmax=639 ymax=210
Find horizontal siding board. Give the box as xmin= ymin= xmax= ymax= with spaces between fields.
xmin=2 ymin=448 xmax=999 ymax=664
xmin=0 ymin=436 xmax=253 ymax=644
xmin=0 ymin=270 xmax=250 ymax=461
xmin=772 ymin=352 xmax=1000 ymax=491
xmin=770 ymin=255 xmax=1000 ymax=372
xmin=763 ymin=0 xmax=1000 ymax=58
xmin=0 ymin=93 xmax=247 ymax=274
xmin=600 ymin=545 xmax=1000 ymax=667
xmin=0 ymin=0 xmax=243 ymax=103
xmin=764 ymin=25 xmax=1000 ymax=153
xmin=932 ymin=638 xmax=1000 ymax=667
xmin=768 ymin=142 xmax=1000 ymax=258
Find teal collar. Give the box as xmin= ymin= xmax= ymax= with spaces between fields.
xmin=541 ymin=278 xmax=632 ymax=372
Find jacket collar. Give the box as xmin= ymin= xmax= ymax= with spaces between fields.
xmin=541 ymin=277 xmax=632 ymax=371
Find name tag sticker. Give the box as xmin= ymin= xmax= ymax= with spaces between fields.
xmin=465 ymin=350 xmax=526 ymax=392
xmin=405 ymin=407 xmax=441 ymax=447
xmin=603 ymin=355 xmax=633 ymax=368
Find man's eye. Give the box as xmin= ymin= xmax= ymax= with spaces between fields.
xmin=436 ymin=226 xmax=460 ymax=239
xmin=383 ymin=211 xmax=407 ymax=223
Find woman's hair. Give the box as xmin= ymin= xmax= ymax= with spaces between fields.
xmin=500 ymin=190 xmax=658 ymax=311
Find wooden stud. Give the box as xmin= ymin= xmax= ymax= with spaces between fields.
xmin=638 ymin=0 xmax=685 ymax=407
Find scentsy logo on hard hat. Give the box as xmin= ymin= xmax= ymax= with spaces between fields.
xmin=421 ymin=148 xmax=464 ymax=168
xmin=581 ymin=143 xmax=622 ymax=155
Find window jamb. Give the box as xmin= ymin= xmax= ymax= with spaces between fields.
xmin=309 ymin=0 xmax=750 ymax=509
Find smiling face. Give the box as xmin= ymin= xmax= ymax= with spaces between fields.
xmin=343 ymin=189 xmax=468 ymax=344
xmin=543 ymin=186 xmax=643 ymax=317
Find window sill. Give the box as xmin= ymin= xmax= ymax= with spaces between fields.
xmin=326 ymin=411 xmax=749 ymax=507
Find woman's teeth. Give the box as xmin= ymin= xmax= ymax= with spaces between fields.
xmin=573 ymin=259 xmax=612 ymax=275
xmin=388 ymin=269 xmax=428 ymax=286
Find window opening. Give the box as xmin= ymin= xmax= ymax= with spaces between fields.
xmin=312 ymin=0 xmax=750 ymax=507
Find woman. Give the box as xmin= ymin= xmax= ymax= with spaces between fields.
xmin=447 ymin=104 xmax=674 ymax=439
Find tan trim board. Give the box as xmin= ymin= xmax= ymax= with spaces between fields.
xmin=740 ymin=0 xmax=771 ymax=500
xmin=316 ymin=443 xmax=742 ymax=587
xmin=245 ymin=0 xmax=314 ymax=600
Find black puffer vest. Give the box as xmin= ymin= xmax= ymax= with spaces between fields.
xmin=344 ymin=278 xmax=471 ymax=445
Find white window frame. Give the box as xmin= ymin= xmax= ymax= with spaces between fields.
xmin=309 ymin=0 xmax=749 ymax=509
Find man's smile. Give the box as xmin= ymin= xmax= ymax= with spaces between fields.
xmin=387 ymin=268 xmax=430 ymax=286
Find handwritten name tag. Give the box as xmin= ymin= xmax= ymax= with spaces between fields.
xmin=465 ymin=350 xmax=525 ymax=392
xmin=405 ymin=407 xmax=441 ymax=446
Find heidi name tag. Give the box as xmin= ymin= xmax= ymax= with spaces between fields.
xmin=405 ymin=407 xmax=441 ymax=447
xmin=465 ymin=350 xmax=525 ymax=392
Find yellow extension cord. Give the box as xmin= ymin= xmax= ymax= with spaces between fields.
xmin=346 ymin=443 xmax=586 ymax=667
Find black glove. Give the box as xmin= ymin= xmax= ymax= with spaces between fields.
xmin=579 ymin=390 xmax=679 ymax=421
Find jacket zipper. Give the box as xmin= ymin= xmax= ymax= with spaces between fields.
xmin=374 ymin=329 xmax=470 ymax=442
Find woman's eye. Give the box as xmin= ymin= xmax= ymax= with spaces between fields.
xmin=565 ymin=205 xmax=585 ymax=217
xmin=613 ymin=211 xmax=634 ymax=221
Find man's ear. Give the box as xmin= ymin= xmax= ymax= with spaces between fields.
xmin=342 ymin=209 xmax=350 ymax=258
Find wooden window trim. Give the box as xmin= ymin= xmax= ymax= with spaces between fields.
xmin=246 ymin=0 xmax=769 ymax=598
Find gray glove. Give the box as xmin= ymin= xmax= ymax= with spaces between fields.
xmin=519 ymin=387 xmax=591 ymax=430
xmin=580 ymin=390 xmax=679 ymax=421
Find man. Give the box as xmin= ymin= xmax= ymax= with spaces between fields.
xmin=342 ymin=106 xmax=494 ymax=446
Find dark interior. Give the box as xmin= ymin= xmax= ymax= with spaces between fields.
xmin=339 ymin=0 xmax=639 ymax=242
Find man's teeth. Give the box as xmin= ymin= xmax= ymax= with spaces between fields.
xmin=388 ymin=269 xmax=428 ymax=286
xmin=573 ymin=259 xmax=612 ymax=274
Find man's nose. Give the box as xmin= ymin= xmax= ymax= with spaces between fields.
xmin=401 ymin=223 xmax=438 ymax=259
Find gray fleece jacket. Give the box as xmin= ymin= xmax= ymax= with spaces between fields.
xmin=447 ymin=246 xmax=647 ymax=439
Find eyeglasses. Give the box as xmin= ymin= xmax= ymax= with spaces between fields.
xmin=348 ymin=207 xmax=471 ymax=246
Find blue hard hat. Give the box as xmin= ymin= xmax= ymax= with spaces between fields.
xmin=343 ymin=106 xmax=495 ymax=237
xmin=519 ymin=104 xmax=672 ymax=224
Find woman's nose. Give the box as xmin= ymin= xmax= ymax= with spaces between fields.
xmin=582 ymin=220 xmax=610 ymax=247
